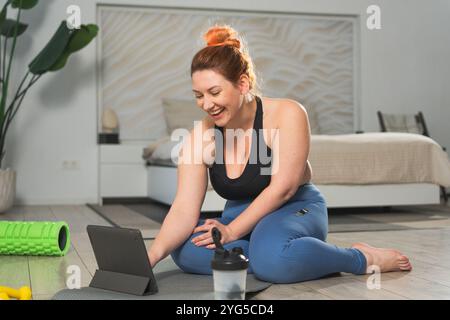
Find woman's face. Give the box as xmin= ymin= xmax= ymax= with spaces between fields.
xmin=192 ymin=69 xmax=247 ymax=127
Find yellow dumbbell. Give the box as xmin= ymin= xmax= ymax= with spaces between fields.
xmin=0 ymin=286 xmax=32 ymax=300
xmin=0 ymin=292 xmax=10 ymax=300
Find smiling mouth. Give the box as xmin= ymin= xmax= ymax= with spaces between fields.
xmin=209 ymin=107 xmax=225 ymax=116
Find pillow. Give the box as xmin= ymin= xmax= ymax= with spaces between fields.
xmin=151 ymin=139 xmax=183 ymax=163
xmin=142 ymin=136 xmax=170 ymax=160
xmin=162 ymin=98 xmax=205 ymax=134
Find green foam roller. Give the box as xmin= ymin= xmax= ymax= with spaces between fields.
xmin=0 ymin=221 xmax=70 ymax=256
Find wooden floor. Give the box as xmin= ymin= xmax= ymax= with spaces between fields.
xmin=1 ymin=203 xmax=450 ymax=300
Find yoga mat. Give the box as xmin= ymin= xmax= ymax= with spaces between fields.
xmin=53 ymin=258 xmax=271 ymax=300
xmin=0 ymin=221 xmax=70 ymax=256
xmin=87 ymin=204 xmax=161 ymax=239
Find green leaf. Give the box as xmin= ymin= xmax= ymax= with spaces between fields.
xmin=0 ymin=18 xmax=28 ymax=37
xmin=66 ymin=24 xmax=98 ymax=53
xmin=48 ymin=51 xmax=69 ymax=71
xmin=11 ymin=0 xmax=38 ymax=10
xmin=49 ymin=24 xmax=98 ymax=72
xmin=28 ymin=21 xmax=72 ymax=75
xmin=0 ymin=5 xmax=7 ymax=30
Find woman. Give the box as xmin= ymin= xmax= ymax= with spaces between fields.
xmin=148 ymin=25 xmax=412 ymax=283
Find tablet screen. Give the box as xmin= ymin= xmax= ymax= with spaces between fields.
xmin=87 ymin=225 xmax=155 ymax=279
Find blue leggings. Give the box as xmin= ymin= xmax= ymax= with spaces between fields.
xmin=171 ymin=183 xmax=367 ymax=283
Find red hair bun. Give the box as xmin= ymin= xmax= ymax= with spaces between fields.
xmin=203 ymin=25 xmax=241 ymax=49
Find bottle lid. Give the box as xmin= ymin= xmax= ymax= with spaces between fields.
xmin=210 ymin=227 xmax=249 ymax=271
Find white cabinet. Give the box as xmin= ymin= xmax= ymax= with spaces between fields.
xmin=99 ymin=144 xmax=148 ymax=198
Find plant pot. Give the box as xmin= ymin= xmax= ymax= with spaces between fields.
xmin=0 ymin=168 xmax=16 ymax=213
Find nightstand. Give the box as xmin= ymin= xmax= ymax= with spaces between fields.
xmin=99 ymin=143 xmax=149 ymax=199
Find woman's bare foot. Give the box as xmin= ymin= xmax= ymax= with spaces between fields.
xmin=351 ymin=242 xmax=412 ymax=273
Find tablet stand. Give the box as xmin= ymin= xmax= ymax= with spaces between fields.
xmin=90 ymin=269 xmax=158 ymax=296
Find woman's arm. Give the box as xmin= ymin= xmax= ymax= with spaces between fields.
xmin=226 ymin=100 xmax=311 ymax=240
xmin=148 ymin=122 xmax=210 ymax=267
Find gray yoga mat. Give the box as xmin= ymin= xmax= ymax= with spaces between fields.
xmin=87 ymin=204 xmax=162 ymax=238
xmin=53 ymin=258 xmax=271 ymax=300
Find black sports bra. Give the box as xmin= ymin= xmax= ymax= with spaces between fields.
xmin=208 ymin=96 xmax=272 ymax=200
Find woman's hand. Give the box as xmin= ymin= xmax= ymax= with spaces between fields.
xmin=191 ymin=219 xmax=237 ymax=249
xmin=148 ymin=245 xmax=162 ymax=268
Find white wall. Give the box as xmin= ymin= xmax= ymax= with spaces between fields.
xmin=5 ymin=0 xmax=98 ymax=205
xmin=5 ymin=0 xmax=450 ymax=205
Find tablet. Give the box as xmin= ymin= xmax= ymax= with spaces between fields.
xmin=86 ymin=225 xmax=158 ymax=295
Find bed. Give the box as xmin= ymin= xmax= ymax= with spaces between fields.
xmin=143 ymin=132 xmax=450 ymax=211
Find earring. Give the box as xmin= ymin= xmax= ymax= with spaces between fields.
xmin=243 ymin=92 xmax=252 ymax=104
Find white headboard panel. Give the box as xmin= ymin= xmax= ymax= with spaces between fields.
xmin=97 ymin=5 xmax=358 ymax=140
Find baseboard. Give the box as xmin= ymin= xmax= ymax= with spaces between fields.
xmin=14 ymin=197 xmax=99 ymax=206
xmin=101 ymin=197 xmax=157 ymax=204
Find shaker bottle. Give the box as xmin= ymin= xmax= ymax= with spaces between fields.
xmin=210 ymin=227 xmax=249 ymax=300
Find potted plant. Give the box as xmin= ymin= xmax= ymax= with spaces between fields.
xmin=0 ymin=0 xmax=98 ymax=212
